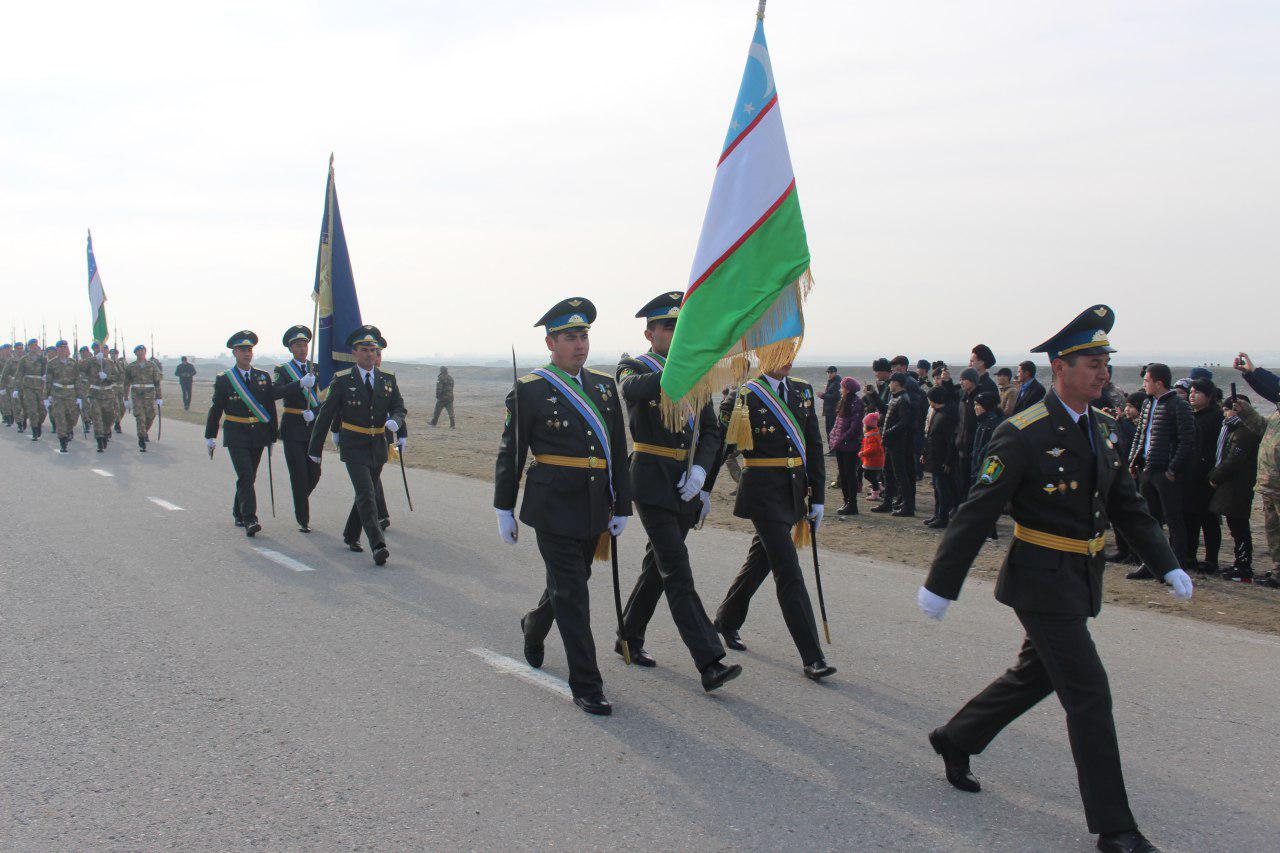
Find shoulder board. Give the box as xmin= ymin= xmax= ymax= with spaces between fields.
xmin=586 ymin=367 xmax=614 ymax=380
xmin=789 ymin=377 xmax=813 ymax=389
xmin=517 ymin=373 xmax=542 ymax=384
xmin=1090 ymin=406 xmax=1116 ymax=425
xmin=379 ymin=369 xmax=395 ymax=377
xmin=333 ymin=368 xmax=352 ymax=379
xmin=1007 ymin=401 xmax=1049 ymax=430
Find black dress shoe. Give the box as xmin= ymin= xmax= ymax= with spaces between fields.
xmin=1096 ymin=829 xmax=1159 ymax=853
xmin=700 ymin=661 xmax=742 ymax=692
xmin=928 ymin=728 xmax=981 ymax=793
xmin=520 ymin=614 xmax=544 ymax=669
xmin=891 ymin=508 xmax=916 ymax=518
xmin=926 ymin=518 xmax=950 ymax=529
xmin=245 ymin=521 xmax=261 ymax=538
xmin=573 ymin=692 xmax=612 ymax=716
xmin=379 ymin=517 xmax=391 ymax=531
xmin=1126 ymin=565 xmax=1155 ymax=580
xmin=921 ymin=516 xmax=937 ymax=526
xmin=345 ymin=539 xmax=364 ymax=553
xmin=715 ymin=622 xmax=746 ymax=651
xmin=615 ymin=640 xmax=655 ymax=667
xmin=869 ymin=503 xmax=894 ymax=513
xmin=298 ymin=525 xmax=311 ymax=533
xmin=803 ymin=660 xmax=836 ymax=681
xmin=373 ymin=545 xmax=390 ymax=566
xmin=234 ymin=519 xmax=245 ymax=528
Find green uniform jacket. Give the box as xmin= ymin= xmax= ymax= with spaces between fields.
xmin=308 ymin=367 xmax=406 ymax=467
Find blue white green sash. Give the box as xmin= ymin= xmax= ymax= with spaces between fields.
xmin=282 ymin=360 xmax=319 ymax=408
xmin=745 ymin=378 xmax=806 ymax=467
xmin=533 ymin=365 xmax=613 ymax=497
xmin=224 ymin=369 xmax=271 ymax=423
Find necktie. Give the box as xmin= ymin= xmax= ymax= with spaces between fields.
xmin=778 ymin=380 xmax=787 ymax=406
xmin=1078 ymin=414 xmax=1092 ymax=450
xmin=365 ymin=372 xmax=373 ymax=395
xmin=571 ymin=374 xmax=582 ymax=389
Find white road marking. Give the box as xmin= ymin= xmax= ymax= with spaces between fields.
xmin=469 ymin=647 xmax=572 ymax=699
xmin=147 ymin=497 xmax=184 ymax=511
xmin=91 ymin=468 xmax=113 ymax=477
xmin=253 ymin=547 xmax=315 ymax=573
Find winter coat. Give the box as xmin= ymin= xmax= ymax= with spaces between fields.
xmin=1185 ymin=405 xmax=1224 ymax=513
xmin=1011 ymin=377 xmax=1047 ymax=414
xmin=956 ymin=388 xmax=978 ymax=460
xmin=969 ymin=410 xmax=1003 ymax=477
xmin=881 ymin=390 xmax=916 ymax=447
xmin=922 ymin=406 xmax=958 ymax=474
xmin=1208 ymin=405 xmax=1264 ymax=517
xmin=827 ymin=395 xmax=865 ymax=453
xmin=820 ymin=375 xmax=841 ymax=414
xmin=859 ymin=427 xmax=884 ymax=470
xmin=1129 ymin=390 xmax=1195 ymax=475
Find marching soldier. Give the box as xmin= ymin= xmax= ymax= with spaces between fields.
xmin=17 ymin=338 xmax=48 ymax=440
xmin=271 ymin=326 xmax=321 ymax=532
xmin=307 ymin=325 xmax=406 ymax=566
xmin=0 ymin=343 xmax=14 ymax=426
xmin=124 ymin=344 xmax=164 ymax=451
xmin=81 ymin=342 xmax=122 ymax=452
xmin=6 ymin=341 xmax=28 ymax=431
xmin=109 ymin=347 xmax=126 ymax=433
xmin=917 ymin=306 xmax=1192 ymax=853
xmin=77 ymin=345 xmax=93 ymax=437
xmin=613 ymin=291 xmax=740 ymax=692
xmin=493 ymin=298 xmax=632 ymax=715
xmin=705 ymin=361 xmax=837 ymax=682
xmin=44 ymin=340 xmax=82 ymax=452
xmin=205 ymin=331 xmax=278 ymax=537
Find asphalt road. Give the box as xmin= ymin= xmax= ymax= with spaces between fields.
xmin=2 ymin=418 xmax=1277 ymax=851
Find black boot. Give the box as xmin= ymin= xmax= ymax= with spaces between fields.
xmin=138 ymin=437 xmax=147 ymax=452
xmin=58 ymin=436 xmax=68 ymax=453
xmin=114 ymin=422 xmax=122 ymax=434
xmin=96 ymin=436 xmax=105 ymax=452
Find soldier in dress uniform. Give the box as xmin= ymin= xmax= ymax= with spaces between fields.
xmin=43 ymin=340 xmax=82 ymax=452
xmin=17 ymin=338 xmax=48 ymax=440
xmin=0 ymin=343 xmax=15 ymax=426
xmin=307 ymin=325 xmax=406 ymax=566
xmin=271 ymin=325 xmax=322 ymax=532
xmin=204 ymin=331 xmax=279 ymax=537
xmin=917 ymin=306 xmax=1193 ymax=853
xmin=81 ymin=342 xmax=123 ymax=452
xmin=613 ymin=291 xmax=740 ymax=692
xmin=493 ymin=298 xmax=632 ymax=716
xmin=124 ymin=344 xmax=164 ymax=451
xmin=704 ymin=362 xmax=836 ymax=682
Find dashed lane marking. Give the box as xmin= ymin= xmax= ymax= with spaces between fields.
xmin=469 ymin=648 xmax=572 ymax=699
xmin=91 ymin=468 xmax=113 ymax=477
xmin=147 ymin=497 xmax=184 ymax=511
xmin=253 ymin=547 xmax=315 ymax=573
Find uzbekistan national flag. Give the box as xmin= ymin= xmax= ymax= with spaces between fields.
xmin=661 ymin=13 xmax=811 ymax=417
xmin=311 ymin=155 xmax=363 ymax=394
xmin=86 ymin=230 xmax=109 ymax=344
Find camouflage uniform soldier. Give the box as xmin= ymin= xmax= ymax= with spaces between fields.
xmin=0 ymin=343 xmax=14 ymax=426
xmin=76 ymin=346 xmax=93 ymax=436
xmin=431 ymin=366 xmax=455 ymax=428
xmin=17 ymin=338 xmax=48 ymax=440
xmin=110 ymin=348 xmax=126 ymax=433
xmin=4 ymin=342 xmax=28 ymax=430
xmin=124 ymin=344 xmax=164 ymax=451
xmin=44 ymin=340 xmax=82 ymax=452
xmin=81 ymin=344 xmax=122 ymax=451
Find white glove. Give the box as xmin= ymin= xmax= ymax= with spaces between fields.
xmin=384 ymin=418 xmax=398 ymax=432
xmin=698 ymin=491 xmax=712 ymax=525
xmin=76 ymin=398 xmax=83 ymax=408
xmin=301 ymin=409 xmax=315 ymax=423
xmin=497 ymin=508 xmax=518 ymax=544
xmin=808 ymin=503 xmax=825 ymax=530
xmin=124 ymin=399 xmax=132 ymax=412
xmin=156 ymin=398 xmax=164 ymax=408
xmin=206 ymin=438 xmax=217 ymax=451
xmin=1164 ymin=568 xmax=1194 ymax=600
xmin=677 ymin=464 xmax=707 ymax=502
xmin=332 ymin=432 xmax=340 ymax=448
xmin=10 ymin=390 xmax=17 ymax=398
xmin=917 ymin=586 xmax=952 ymax=620
xmin=308 ymin=454 xmax=322 ymax=464
xmin=300 ymin=373 xmax=316 ymax=389
xmin=608 ymin=515 xmax=629 ymax=537
xmin=98 ymin=371 xmax=108 ymax=380
xmin=396 ymin=437 xmax=406 ymax=450
xmin=43 ymin=398 xmax=51 ymax=409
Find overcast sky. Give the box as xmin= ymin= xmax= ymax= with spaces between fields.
xmin=2 ymin=1 xmax=1276 ymax=364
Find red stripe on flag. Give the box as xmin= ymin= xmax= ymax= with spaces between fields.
xmin=718 ymin=96 xmax=779 ymax=166
xmin=684 ymin=179 xmax=796 ymax=302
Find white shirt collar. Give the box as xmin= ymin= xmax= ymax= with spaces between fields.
xmin=1059 ymin=398 xmax=1089 ymax=423
xmin=358 ymin=366 xmax=375 ymax=383
xmin=763 ymin=374 xmax=786 ymax=394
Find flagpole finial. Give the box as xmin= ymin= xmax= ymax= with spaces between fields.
xmin=329 ymin=152 xmax=335 ymax=167
xmin=757 ymin=0 xmax=766 ymax=20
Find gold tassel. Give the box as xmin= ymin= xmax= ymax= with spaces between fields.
xmin=594 ymin=532 xmax=611 ymax=562
xmin=724 ymin=390 xmax=753 ymax=450
xmin=792 ymin=518 xmax=811 ymax=549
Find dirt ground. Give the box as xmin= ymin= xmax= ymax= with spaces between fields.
xmin=165 ymin=360 xmax=1280 ymax=637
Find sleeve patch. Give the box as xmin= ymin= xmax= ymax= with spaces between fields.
xmin=978 ymin=455 xmax=1005 ymax=484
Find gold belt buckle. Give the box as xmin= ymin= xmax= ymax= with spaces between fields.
xmin=587 ymin=456 xmax=598 ymax=468
xmin=1088 ymin=537 xmax=1104 ymax=556
xmin=787 ymin=457 xmax=798 ymax=468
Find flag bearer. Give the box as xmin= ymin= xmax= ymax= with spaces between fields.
xmin=81 ymin=342 xmax=123 ymax=452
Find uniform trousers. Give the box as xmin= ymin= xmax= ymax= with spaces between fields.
xmin=21 ymin=387 xmax=46 ymax=429
xmin=343 ymin=459 xmax=387 ymax=547
xmin=940 ymin=610 xmax=1135 ymax=835
xmin=89 ymin=395 xmax=118 ymax=438
xmin=714 ymin=518 xmax=823 ymax=665
xmin=51 ymin=396 xmax=80 ymax=438
xmin=281 ymin=439 xmax=322 ymax=527
xmin=431 ymin=399 xmax=455 ymax=427
xmin=619 ymin=502 xmax=724 ymax=671
xmin=227 ymin=445 xmax=264 ymax=523
xmin=523 ymin=530 xmax=603 ymax=698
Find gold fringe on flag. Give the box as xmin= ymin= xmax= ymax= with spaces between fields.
xmin=593 ymin=532 xmax=612 ymax=562
xmin=723 ymin=390 xmax=754 ymax=450
xmin=660 ymin=269 xmax=813 ymax=432
xmin=791 ymin=518 xmax=811 ymax=549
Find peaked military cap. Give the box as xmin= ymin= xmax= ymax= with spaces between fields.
xmin=282 ymin=325 xmax=313 ymax=346
xmin=346 ymin=325 xmax=386 ymax=349
xmin=226 ymin=330 xmax=258 ymax=349
xmin=635 ymin=291 xmax=684 ymax=322
xmin=536 ymin=297 xmax=595 ymax=333
xmin=1031 ymin=304 xmax=1117 ymax=361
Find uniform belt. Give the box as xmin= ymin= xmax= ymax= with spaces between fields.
xmin=533 ymin=453 xmax=608 ymax=470
xmin=633 ymin=442 xmax=688 ymax=461
xmin=51 ymin=382 xmax=73 ymax=389
xmin=1014 ymin=523 xmax=1107 ymax=556
xmin=89 ymin=384 xmax=113 ymax=390
xmin=24 ymin=374 xmax=42 ymax=378
xmin=283 ymin=407 xmax=309 ymax=415
xmin=223 ymin=414 xmax=265 ymax=425
xmin=742 ymin=456 xmax=805 ymax=469
xmin=341 ymin=421 xmax=386 ymax=436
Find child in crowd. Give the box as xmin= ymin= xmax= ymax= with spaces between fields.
xmin=859 ymin=411 xmax=884 ymax=500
